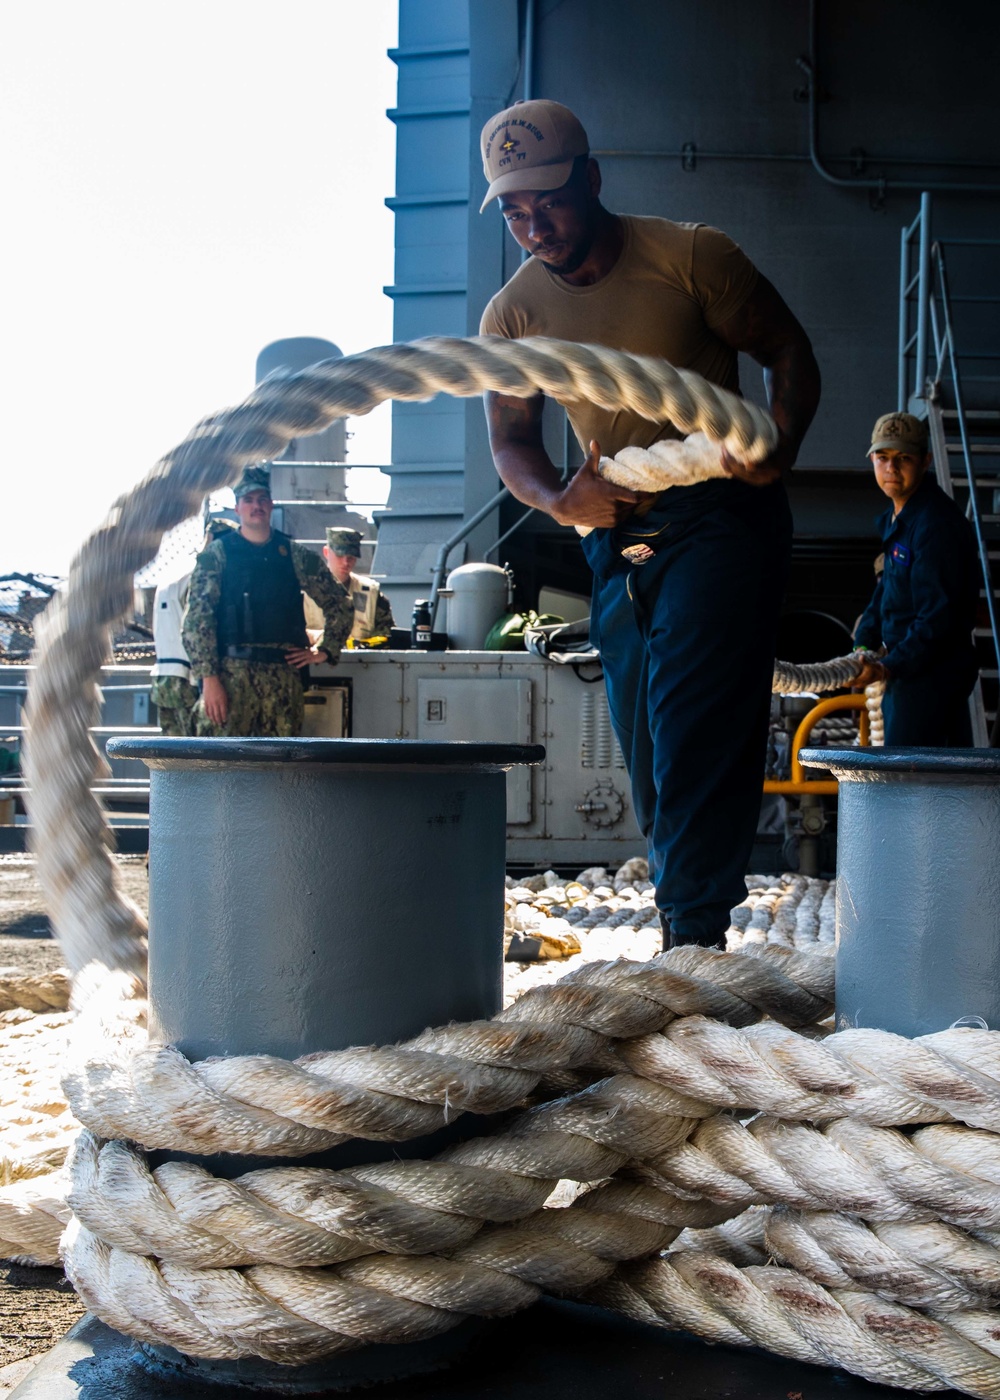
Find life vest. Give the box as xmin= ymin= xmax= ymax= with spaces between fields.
xmin=151 ymin=574 xmax=191 ymax=679
xmin=348 ymin=574 xmax=382 ymax=640
xmin=216 ymin=529 xmax=308 ymax=654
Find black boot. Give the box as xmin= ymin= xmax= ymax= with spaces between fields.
xmin=667 ymin=924 xmax=726 ymax=951
xmin=660 ymin=911 xmax=726 ymax=952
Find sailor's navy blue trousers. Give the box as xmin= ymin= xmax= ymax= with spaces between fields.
xmin=584 ymin=480 xmax=792 ymax=947
xmin=882 ymin=672 xmax=974 ymax=746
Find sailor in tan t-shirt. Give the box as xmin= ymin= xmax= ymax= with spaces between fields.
xmin=481 ymin=214 xmax=758 ymax=459
xmin=479 ymin=99 xmax=820 ymax=952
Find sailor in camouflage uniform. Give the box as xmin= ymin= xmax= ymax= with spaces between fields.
xmin=304 ymin=527 xmax=394 ymax=648
xmin=150 ymin=673 xmax=199 ymax=736
xmin=183 ymin=467 xmax=345 ymax=737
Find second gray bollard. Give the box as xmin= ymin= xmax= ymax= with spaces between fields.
xmin=800 ymin=746 xmax=1000 ymax=1036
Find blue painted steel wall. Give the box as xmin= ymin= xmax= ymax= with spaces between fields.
xmin=375 ymin=0 xmax=473 ymax=600
xmin=378 ymin=0 xmax=1000 ymax=604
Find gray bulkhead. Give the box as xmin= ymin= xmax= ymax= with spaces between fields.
xmin=376 ymin=0 xmax=1000 ymax=624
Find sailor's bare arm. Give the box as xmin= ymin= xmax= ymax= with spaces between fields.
xmin=713 ymin=274 xmax=821 ymax=485
xmin=484 ymin=390 xmax=645 ymax=528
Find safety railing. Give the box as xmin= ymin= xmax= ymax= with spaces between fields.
xmin=763 ymin=694 xmax=869 ymax=797
xmin=0 ymin=664 xmax=157 ymax=823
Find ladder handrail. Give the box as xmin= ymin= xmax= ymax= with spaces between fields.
xmin=427 ymin=484 xmax=512 ymax=627
xmin=898 ymin=193 xmax=1000 ymax=407
xmin=898 ymin=192 xmax=933 ymax=410
xmin=932 ymin=242 xmax=1000 ymax=680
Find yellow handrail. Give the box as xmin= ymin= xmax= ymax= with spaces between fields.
xmin=762 ymin=693 xmax=869 ymax=796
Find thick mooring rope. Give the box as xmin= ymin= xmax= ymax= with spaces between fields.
xmin=24 ymin=334 xmax=776 ymax=986
xmin=19 ymin=337 xmax=964 ymax=1390
xmin=63 ymin=1023 xmax=1000 ymax=1269
xmin=0 ymin=869 xmax=822 ymax=1267
xmin=772 ymin=653 xmax=866 ymax=695
xmin=0 ymin=968 xmax=71 ymax=1014
xmin=63 ymin=945 xmax=832 ymax=1157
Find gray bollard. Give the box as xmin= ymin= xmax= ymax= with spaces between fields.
xmin=109 ymin=737 xmax=544 ymax=1066
xmin=800 ymin=747 xmax=1000 ymax=1037
xmin=105 ymin=735 xmax=544 ymax=1393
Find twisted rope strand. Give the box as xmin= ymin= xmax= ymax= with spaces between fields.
xmin=617 ymin=1018 xmax=1000 ymax=1131
xmin=64 ymin=946 xmax=833 ymax=1157
xmin=596 ymin=1256 xmax=1000 ymax=1397
xmin=771 ymin=653 xmax=867 ymax=694
xmin=637 ymin=1117 xmax=1000 ymax=1227
xmin=0 ymin=969 xmax=71 ymax=1014
xmin=0 ymin=1170 xmax=71 ymax=1267
xmin=764 ymin=1207 xmax=1000 ymax=1311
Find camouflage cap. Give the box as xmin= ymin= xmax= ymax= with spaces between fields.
xmin=233 ymin=466 xmax=272 ymax=500
xmin=202 ymin=517 xmax=235 ymax=547
xmin=326 ymin=527 xmax=363 ymax=555
xmin=869 ymin=412 xmax=929 ymax=456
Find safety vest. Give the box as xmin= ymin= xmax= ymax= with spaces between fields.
xmin=216 ymin=529 xmax=308 ymax=653
xmin=151 ymin=574 xmax=191 ymax=679
xmin=349 ymin=574 xmax=382 ymax=640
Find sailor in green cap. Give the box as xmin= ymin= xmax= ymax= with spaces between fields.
xmin=182 ymin=466 xmax=347 ymax=736
xmin=853 ymin=412 xmax=979 ymax=744
xmin=303 ymin=526 xmax=394 ymax=647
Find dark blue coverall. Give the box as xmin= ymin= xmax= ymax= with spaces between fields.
xmin=855 ymin=474 xmax=979 ymax=746
xmin=583 ymin=477 xmax=792 ymax=948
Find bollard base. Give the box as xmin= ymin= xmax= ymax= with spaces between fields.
xmin=10 ymin=1302 xmax=931 ymax=1398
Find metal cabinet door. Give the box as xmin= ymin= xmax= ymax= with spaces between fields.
xmin=416 ymin=677 xmax=533 ymax=824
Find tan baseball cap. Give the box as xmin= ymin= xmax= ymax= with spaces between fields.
xmin=480 ymin=99 xmax=590 ymax=213
xmin=869 ymin=412 xmax=929 ymax=455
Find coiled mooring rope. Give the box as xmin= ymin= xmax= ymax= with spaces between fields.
xmin=0 ymin=968 xmax=70 ymax=1013
xmin=62 ymin=944 xmax=833 ymax=1156
xmin=17 ymin=337 xmax=956 ymax=1390
xmin=0 ymin=870 xmax=836 ymax=1266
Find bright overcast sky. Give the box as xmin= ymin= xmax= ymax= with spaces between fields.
xmin=0 ymin=0 xmax=398 ymax=577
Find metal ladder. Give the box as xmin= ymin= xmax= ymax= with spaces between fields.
xmin=899 ymin=193 xmax=1000 ymax=742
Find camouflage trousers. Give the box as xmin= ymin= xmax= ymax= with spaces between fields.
xmin=192 ymin=660 xmax=305 ymax=738
xmin=150 ymin=675 xmax=198 ymax=737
